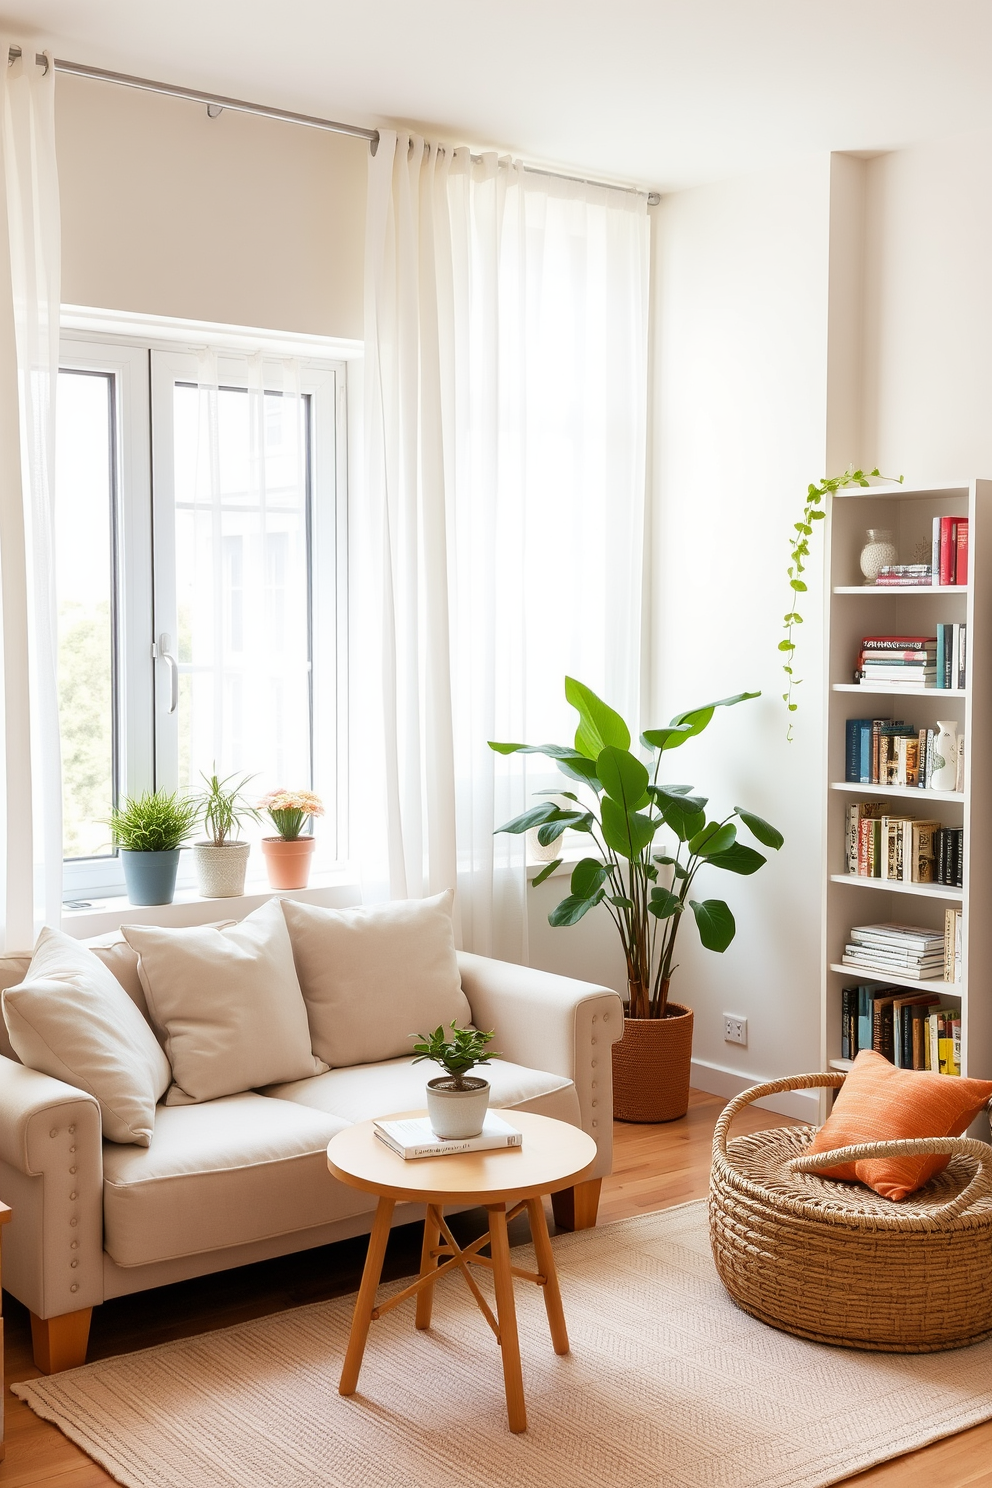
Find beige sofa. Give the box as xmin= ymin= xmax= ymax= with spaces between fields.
xmin=0 ymin=931 xmax=622 ymax=1373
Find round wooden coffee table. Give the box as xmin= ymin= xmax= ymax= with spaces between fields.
xmin=327 ymin=1110 xmax=597 ymax=1433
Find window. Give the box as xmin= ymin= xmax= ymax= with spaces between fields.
xmin=55 ymin=330 xmax=347 ymax=902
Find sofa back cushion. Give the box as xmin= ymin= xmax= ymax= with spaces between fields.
xmin=2 ymin=928 xmax=173 ymax=1145
xmin=123 ymin=898 xmax=327 ymax=1105
xmin=281 ymin=889 xmax=471 ymax=1068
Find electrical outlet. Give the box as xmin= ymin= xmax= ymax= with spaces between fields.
xmin=724 ymin=1015 xmax=747 ymax=1046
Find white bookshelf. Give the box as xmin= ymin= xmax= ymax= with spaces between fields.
xmin=821 ymin=480 xmax=992 ymax=1111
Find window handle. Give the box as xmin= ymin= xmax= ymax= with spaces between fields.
xmin=153 ymin=633 xmax=179 ymax=714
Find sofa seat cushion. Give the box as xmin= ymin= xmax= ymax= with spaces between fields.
xmin=103 ymin=1092 xmax=370 ymax=1267
xmin=264 ymin=1056 xmax=581 ymax=1127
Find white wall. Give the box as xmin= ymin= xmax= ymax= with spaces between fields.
xmin=56 ymin=73 xmax=366 ymax=339
xmin=863 ymin=129 xmax=992 ymax=479
xmin=648 ymin=156 xmax=843 ymax=1118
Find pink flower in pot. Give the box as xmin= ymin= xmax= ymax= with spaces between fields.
xmin=258 ymin=788 xmax=325 ymax=890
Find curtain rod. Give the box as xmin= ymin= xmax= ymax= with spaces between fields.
xmin=7 ymin=46 xmax=661 ymax=207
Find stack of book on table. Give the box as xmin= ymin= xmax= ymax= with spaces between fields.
xmin=841 ymin=922 xmax=945 ymax=980
xmin=373 ymin=1111 xmax=523 ymax=1160
xmin=841 ymin=984 xmax=962 ymax=1072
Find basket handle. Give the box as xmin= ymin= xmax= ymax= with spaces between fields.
xmin=712 ymin=1072 xmax=844 ymax=1161
xmin=792 ymin=1136 xmax=992 ymax=1220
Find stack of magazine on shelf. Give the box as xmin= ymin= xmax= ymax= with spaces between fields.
xmin=373 ymin=1111 xmax=523 ymax=1160
xmin=841 ymin=923 xmax=945 ymax=981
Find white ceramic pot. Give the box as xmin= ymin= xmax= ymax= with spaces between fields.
xmin=931 ymin=721 xmax=959 ymax=792
xmin=426 ymin=1077 xmax=490 ymax=1139
xmin=193 ymin=841 xmax=251 ymax=898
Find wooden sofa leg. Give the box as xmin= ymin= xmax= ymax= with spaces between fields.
xmin=30 ymin=1308 xmax=92 ymax=1373
xmin=551 ymin=1178 xmax=602 ymax=1232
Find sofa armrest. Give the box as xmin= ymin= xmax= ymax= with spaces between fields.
xmin=457 ymin=952 xmax=623 ymax=1181
xmin=0 ymin=1055 xmax=103 ymax=1317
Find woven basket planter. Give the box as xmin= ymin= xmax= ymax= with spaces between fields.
xmin=193 ymin=841 xmax=250 ymax=898
xmin=709 ymin=1072 xmax=992 ymax=1353
xmin=612 ymin=1005 xmax=693 ymax=1123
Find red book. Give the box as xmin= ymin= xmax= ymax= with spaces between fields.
xmin=956 ymin=518 xmax=969 ymax=586
xmin=939 ymin=516 xmax=957 ymax=585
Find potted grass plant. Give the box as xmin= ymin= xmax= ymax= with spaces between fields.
xmin=491 ymin=678 xmax=783 ymax=1122
xmin=258 ymin=788 xmax=325 ymax=890
xmin=105 ymin=790 xmax=200 ymax=906
xmin=412 ymin=1023 xmax=500 ymax=1138
xmin=192 ymin=770 xmax=261 ymax=898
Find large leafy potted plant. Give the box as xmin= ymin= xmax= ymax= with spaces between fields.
xmin=491 ymin=679 xmax=783 ymax=1122
xmin=105 ymin=791 xmax=200 ymax=906
xmin=192 ymin=770 xmax=261 ymax=898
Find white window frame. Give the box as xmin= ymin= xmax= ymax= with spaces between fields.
xmin=58 ymin=312 xmax=356 ymax=904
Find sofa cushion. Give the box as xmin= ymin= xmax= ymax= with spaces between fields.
xmin=102 ymin=1092 xmax=368 ymax=1266
xmin=123 ymin=900 xmax=327 ymax=1105
xmin=2 ymin=928 xmax=172 ymax=1146
xmin=264 ymin=1055 xmax=580 ymax=1127
xmin=281 ymin=890 xmax=471 ymax=1068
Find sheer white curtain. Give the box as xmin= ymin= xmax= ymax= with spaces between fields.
xmin=357 ymin=131 xmax=649 ymax=956
xmin=174 ymin=350 xmax=312 ymax=806
xmin=0 ymin=44 xmax=62 ymax=948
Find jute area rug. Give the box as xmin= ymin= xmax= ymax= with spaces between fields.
xmin=14 ymin=1199 xmax=992 ymax=1488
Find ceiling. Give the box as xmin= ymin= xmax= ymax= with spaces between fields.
xmin=5 ymin=0 xmax=992 ymax=192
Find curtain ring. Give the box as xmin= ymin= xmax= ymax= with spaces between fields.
xmin=38 ymin=52 xmax=50 ymax=75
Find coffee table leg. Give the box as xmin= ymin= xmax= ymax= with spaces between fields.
xmin=415 ymin=1204 xmax=441 ymax=1330
xmin=526 ymin=1197 xmax=569 ymax=1356
xmin=339 ymin=1196 xmax=395 ymax=1396
xmin=488 ymin=1203 xmax=526 ymax=1433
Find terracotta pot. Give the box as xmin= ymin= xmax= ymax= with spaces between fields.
xmin=261 ymin=835 xmax=316 ymax=890
xmin=612 ymin=1004 xmax=694 ymax=1123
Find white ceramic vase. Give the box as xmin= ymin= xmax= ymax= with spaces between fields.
xmin=426 ymin=1077 xmax=490 ymax=1139
xmin=859 ymin=528 xmax=898 ymax=583
xmin=931 ymin=721 xmax=959 ymax=792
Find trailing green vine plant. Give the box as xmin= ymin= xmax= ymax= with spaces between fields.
xmin=781 ymin=466 xmax=902 ymax=739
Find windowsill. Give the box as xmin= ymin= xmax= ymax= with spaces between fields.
xmin=61 ymin=867 xmax=363 ymax=940
xmin=61 ymin=847 xmax=592 ymax=938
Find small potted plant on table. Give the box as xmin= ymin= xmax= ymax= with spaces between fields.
xmin=106 ymin=790 xmax=200 ymax=906
xmin=258 ymin=788 xmax=325 ymax=890
xmin=491 ymin=678 xmax=784 ymax=1123
xmin=192 ymin=770 xmax=261 ymax=898
xmin=412 ymin=1022 xmax=500 ymax=1139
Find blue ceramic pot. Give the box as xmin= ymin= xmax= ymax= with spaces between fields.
xmin=120 ymin=849 xmax=181 ymax=906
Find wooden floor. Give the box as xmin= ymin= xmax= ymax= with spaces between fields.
xmin=2 ymin=1088 xmax=991 ymax=1487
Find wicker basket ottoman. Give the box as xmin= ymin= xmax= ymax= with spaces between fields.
xmin=709 ymin=1072 xmax=992 ymax=1353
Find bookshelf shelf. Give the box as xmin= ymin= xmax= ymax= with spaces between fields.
xmin=828 ymin=873 xmax=963 ymax=902
xmin=829 ymin=781 xmax=963 ymax=803
xmin=828 ymin=963 xmax=960 ymax=995
xmin=822 ymin=478 xmax=991 ymax=1101
xmin=832 ymin=684 xmax=967 ymax=697
xmin=833 ymin=584 xmax=968 ymax=596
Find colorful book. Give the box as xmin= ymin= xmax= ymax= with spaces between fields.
xmin=955 ymin=518 xmax=969 ymax=586
xmin=939 ymin=516 xmax=957 ymax=585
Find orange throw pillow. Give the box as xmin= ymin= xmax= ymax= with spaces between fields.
xmin=806 ymin=1049 xmax=992 ymax=1201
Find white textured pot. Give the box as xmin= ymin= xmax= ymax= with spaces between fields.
xmin=193 ymin=841 xmax=251 ymax=898
xmin=426 ymin=1077 xmax=490 ymax=1139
